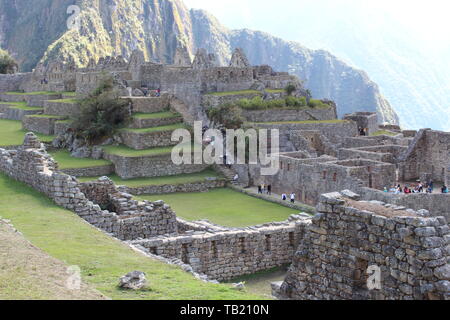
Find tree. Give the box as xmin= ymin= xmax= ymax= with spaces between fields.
xmin=0 ymin=49 xmax=18 ymax=74
xmin=71 ymin=75 xmax=131 ymax=145
xmin=285 ymin=83 xmax=297 ymax=96
xmin=206 ymin=104 xmax=244 ymax=130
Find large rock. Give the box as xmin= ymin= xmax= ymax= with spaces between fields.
xmin=119 ymin=271 xmax=148 ymax=290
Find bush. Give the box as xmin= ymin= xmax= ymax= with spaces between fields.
xmin=285 ymin=83 xmax=297 ymax=96
xmin=0 ymin=49 xmax=18 ymax=74
xmin=71 ymin=75 xmax=131 ymax=145
xmin=207 ymin=104 xmax=244 ymax=129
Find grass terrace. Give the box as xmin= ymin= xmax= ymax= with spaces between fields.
xmin=77 ymin=168 xmax=223 ymax=187
xmin=49 ymin=150 xmax=112 ymax=169
xmin=0 ymin=101 xmax=42 ymax=110
xmin=133 ymin=111 xmax=181 ymax=119
xmin=103 ymin=144 xmax=174 ymax=157
xmin=205 ymin=90 xmax=262 ymax=96
xmin=122 ymin=123 xmax=187 ymax=133
xmin=0 ymin=119 xmax=54 ymax=146
xmin=371 ymin=130 xmax=398 ymax=137
xmin=265 ymin=89 xmax=285 ymax=93
xmin=2 ymin=91 xmax=59 ymax=95
xmin=26 ymin=114 xmax=65 ymax=119
xmin=47 ymin=98 xmax=80 ymax=103
xmin=138 ymin=188 xmax=298 ymax=227
xmin=0 ymin=173 xmax=260 ymax=300
xmin=250 ymin=119 xmax=347 ymax=125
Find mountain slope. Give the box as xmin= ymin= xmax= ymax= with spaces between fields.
xmin=0 ymin=0 xmax=398 ymax=124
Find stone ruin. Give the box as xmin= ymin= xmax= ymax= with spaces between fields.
xmin=274 ymin=190 xmax=450 ymax=300
xmin=0 ymin=134 xmax=448 ymax=299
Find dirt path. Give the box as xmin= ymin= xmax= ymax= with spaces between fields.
xmin=0 ymin=219 xmax=107 ymax=300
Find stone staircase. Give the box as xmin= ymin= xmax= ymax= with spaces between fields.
xmin=213 ymin=164 xmax=240 ymax=185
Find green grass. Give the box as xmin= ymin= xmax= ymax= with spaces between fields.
xmin=26 ymin=114 xmax=65 ymax=119
xmin=0 ymin=119 xmax=54 ymax=146
xmin=265 ymin=89 xmax=285 ymax=93
xmin=0 ymin=101 xmax=42 ymax=110
xmin=49 ymin=150 xmax=112 ymax=169
xmin=3 ymin=91 xmax=59 ymax=96
xmin=251 ymin=119 xmax=346 ymax=125
xmin=206 ymin=90 xmax=262 ymax=96
xmin=123 ymin=123 xmax=187 ymax=134
xmin=103 ymin=145 xmax=174 ymax=157
xmin=371 ymin=130 xmax=398 ymax=137
xmin=138 ymin=188 xmax=298 ymax=227
xmin=47 ymin=98 xmax=80 ymax=103
xmin=77 ymin=168 xmax=223 ymax=187
xmin=0 ymin=173 xmax=261 ymax=300
xmin=61 ymin=92 xmax=77 ymax=97
xmin=133 ymin=111 xmax=181 ymax=120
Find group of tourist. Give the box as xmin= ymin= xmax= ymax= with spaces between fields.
xmin=141 ymin=86 xmax=161 ymax=97
xmin=384 ymin=181 xmax=449 ymax=194
xmin=358 ymin=127 xmax=368 ymax=136
xmin=258 ymin=184 xmax=272 ymax=195
xmin=282 ymin=193 xmax=296 ymax=204
xmin=40 ymin=78 xmax=48 ymax=85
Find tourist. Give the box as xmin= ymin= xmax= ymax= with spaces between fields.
xmin=418 ymin=183 xmax=424 ymax=193
xmin=156 ymin=87 xmax=161 ymax=97
xmin=267 ymin=185 xmax=272 ymax=195
xmin=282 ymin=193 xmax=287 ymax=201
xmin=258 ymin=185 xmax=262 ymax=194
xmin=233 ymin=174 xmax=239 ymax=182
xmin=262 ymin=183 xmax=266 ymax=193
xmin=384 ymin=187 xmax=388 ymax=193
xmin=441 ymin=185 xmax=448 ymax=194
xmin=142 ymin=87 xmax=148 ymax=97
xmin=290 ymin=193 xmax=295 ymax=203
xmin=389 ymin=186 xmax=396 ymax=193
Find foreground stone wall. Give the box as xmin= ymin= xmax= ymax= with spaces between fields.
xmin=132 ymin=215 xmax=312 ymax=281
xmin=0 ymin=134 xmax=177 ymax=241
xmin=276 ymin=191 xmax=450 ymax=300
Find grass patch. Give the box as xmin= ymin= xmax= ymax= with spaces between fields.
xmin=138 ymin=188 xmax=298 ymax=227
xmin=123 ymin=123 xmax=187 ymax=134
xmin=0 ymin=119 xmax=54 ymax=146
xmin=0 ymin=101 xmax=42 ymax=110
xmin=49 ymin=150 xmax=112 ymax=169
xmin=77 ymin=168 xmax=223 ymax=187
xmin=133 ymin=111 xmax=181 ymax=120
xmin=265 ymin=89 xmax=285 ymax=93
xmin=371 ymin=130 xmax=398 ymax=137
xmin=47 ymin=98 xmax=80 ymax=103
xmin=26 ymin=114 xmax=65 ymax=119
xmin=206 ymin=90 xmax=262 ymax=97
xmin=103 ymin=145 xmax=174 ymax=158
xmin=3 ymin=91 xmax=59 ymax=96
xmin=251 ymin=119 xmax=346 ymax=125
xmin=0 ymin=173 xmax=261 ymax=300
xmin=61 ymin=92 xmax=77 ymax=97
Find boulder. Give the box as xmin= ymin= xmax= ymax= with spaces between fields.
xmin=119 ymin=271 xmax=147 ymax=290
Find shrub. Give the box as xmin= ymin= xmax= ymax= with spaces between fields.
xmin=71 ymin=75 xmax=131 ymax=145
xmin=285 ymin=83 xmax=297 ymax=96
xmin=0 ymin=49 xmax=18 ymax=74
xmin=207 ymin=104 xmax=244 ymax=129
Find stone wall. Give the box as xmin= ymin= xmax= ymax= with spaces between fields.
xmin=0 ymin=106 xmax=42 ymax=121
xmin=131 ymin=215 xmax=312 ymax=281
xmin=276 ymin=191 xmax=450 ymax=300
xmin=127 ymin=95 xmax=171 ymax=113
xmin=130 ymin=115 xmax=183 ymax=129
xmin=22 ymin=115 xmax=62 ymax=135
xmin=104 ymin=153 xmax=209 ymax=179
xmin=0 ymin=73 xmax=31 ymax=92
xmin=344 ymin=112 xmax=379 ymax=135
xmin=0 ymin=134 xmax=177 ymax=241
xmin=117 ymin=179 xmax=227 ymax=196
xmin=60 ymin=165 xmax=115 ymax=178
xmin=242 ymin=107 xmax=337 ymax=123
xmin=44 ymin=100 xmax=79 ymax=116
xmin=359 ymin=188 xmax=450 ymax=222
xmin=120 ymin=130 xmax=179 ymax=150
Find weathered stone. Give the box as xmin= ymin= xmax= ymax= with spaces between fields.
xmin=119 ymin=271 xmax=147 ymax=290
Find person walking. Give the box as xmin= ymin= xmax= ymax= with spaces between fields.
xmin=267 ymin=185 xmax=272 ymax=195
xmin=258 ymin=185 xmax=262 ymax=194
xmin=282 ymin=193 xmax=287 ymax=201
xmin=290 ymin=193 xmax=295 ymax=204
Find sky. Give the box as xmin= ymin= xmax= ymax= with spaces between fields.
xmin=184 ymin=0 xmax=450 ymax=54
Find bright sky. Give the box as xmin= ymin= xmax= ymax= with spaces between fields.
xmin=184 ymin=0 xmax=450 ymax=52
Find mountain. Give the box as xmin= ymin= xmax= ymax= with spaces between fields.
xmin=265 ymin=0 xmax=450 ymax=131
xmin=0 ymin=0 xmax=398 ymax=124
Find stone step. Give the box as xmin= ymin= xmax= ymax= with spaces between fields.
xmin=129 ymin=112 xmax=183 ymax=129
xmin=120 ymin=123 xmax=187 ymax=150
